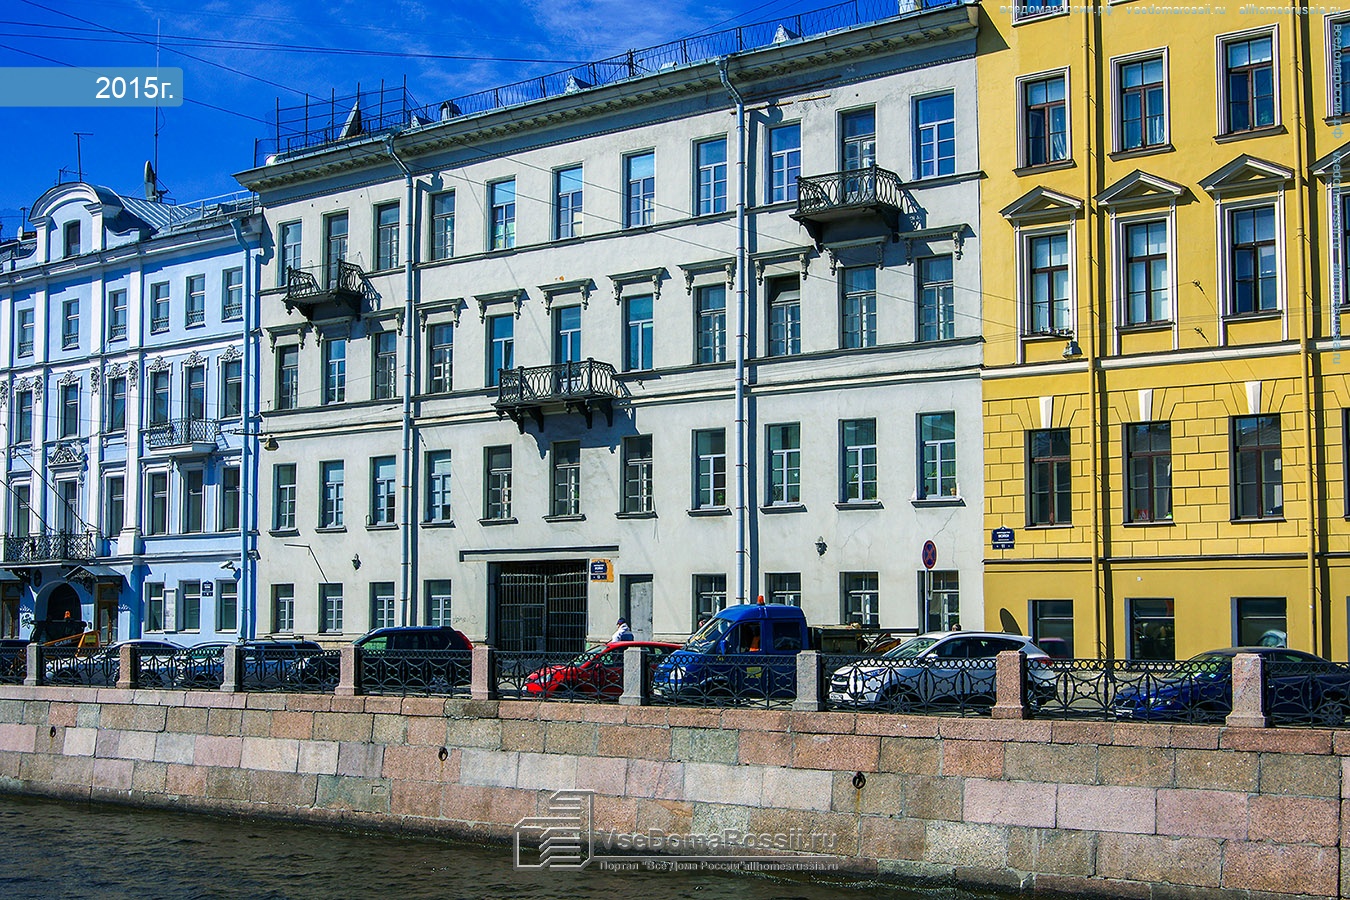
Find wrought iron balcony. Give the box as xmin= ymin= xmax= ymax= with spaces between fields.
xmin=493 ymin=359 xmax=620 ymax=432
xmin=283 ymin=261 xmax=364 ymax=320
xmin=144 ymin=417 xmax=221 ymax=456
xmin=791 ymin=164 xmax=908 ymax=248
xmin=3 ymin=531 xmax=96 ymax=564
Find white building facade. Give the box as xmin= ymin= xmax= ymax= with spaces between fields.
xmin=237 ymin=1 xmax=984 ymax=649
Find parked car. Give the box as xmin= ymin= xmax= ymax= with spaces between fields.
xmin=1111 ymin=647 xmax=1350 ymax=725
xmin=828 ymin=631 xmax=1057 ymax=711
xmin=0 ymin=639 xmax=28 ymax=680
xmin=650 ymin=603 xmax=808 ymax=701
xmin=44 ymin=639 xmax=183 ymax=686
xmin=524 ymin=640 xmax=680 ymax=699
xmin=153 ymin=639 xmax=325 ymax=689
xmin=295 ymin=626 xmax=472 ymax=687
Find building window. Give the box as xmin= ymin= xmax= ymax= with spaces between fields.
xmin=370 ymin=456 xmax=396 ymax=526
xmin=222 ymin=268 xmax=243 ymax=320
xmin=1126 ymin=422 xmax=1172 ymax=523
xmin=694 ymin=429 xmax=727 ymax=509
xmin=221 ymin=466 xmax=241 ymax=532
xmin=553 ymin=305 xmax=582 ymax=368
xmin=182 ymin=469 xmax=205 ymax=534
xmin=150 ymin=282 xmax=170 ymax=333
xmin=427 ymin=323 xmax=453 ymax=393
xmin=222 ymin=360 xmax=242 ymax=418
xmin=1031 ymin=600 xmax=1074 ymax=657
xmin=1129 ymin=598 xmax=1175 ymax=660
xmin=321 ymin=461 xmax=345 ymax=528
xmin=693 ymin=574 xmax=727 ymax=627
xmin=767 ymin=277 xmax=801 ymax=357
xmin=426 ymin=450 xmax=452 ymax=523
xmin=922 ymin=570 xmax=960 ymax=632
xmin=60 ymin=383 xmax=79 ymax=438
xmin=487 ymin=314 xmax=514 ymax=388
xmin=696 ymin=285 xmax=726 ymax=364
xmin=277 ymin=345 xmax=299 ymax=411
xmin=767 ymin=423 xmax=801 ymax=506
xmin=490 ymin=179 xmax=516 ymax=251
xmin=555 ymin=166 xmax=583 ymax=239
xmin=107 ymin=289 xmax=128 ymax=341
xmin=622 ymin=435 xmax=653 ymax=514
xmin=63 ymin=220 xmax=81 ymax=257
xmin=274 ymin=464 xmax=297 ymax=531
xmin=625 ymin=152 xmax=655 ymax=228
xmin=105 ymin=376 xmax=127 ymax=432
xmin=1228 ymin=205 xmax=1278 ymax=315
xmin=841 ymin=267 xmax=877 ymax=349
xmin=62 ymin=298 xmax=79 ymax=349
xmin=919 ymin=412 xmax=957 ymax=499
xmin=918 ymin=256 xmax=955 ymax=342
xmin=324 ymin=338 xmax=346 ymax=404
xmin=10 ymin=483 xmax=30 ymax=539
xmin=841 ymin=419 xmax=878 ymax=503
xmin=1332 ymin=19 xmax=1350 ymax=116
xmin=1222 ymin=33 xmax=1275 ymax=133
xmin=56 ymin=480 xmax=78 ymax=533
xmin=217 ymin=581 xmax=239 ymax=632
xmin=1026 ymin=232 xmax=1071 ymax=335
xmin=842 ymin=572 xmax=879 ymax=627
xmin=1236 ymin=597 xmax=1286 ymax=646
xmin=324 ymin=212 xmax=348 ymax=289
xmin=426 ymin=581 xmax=452 ymax=627
xmin=375 ymin=202 xmax=400 ymax=270
xmin=430 ymin=192 xmax=454 ymax=261
xmin=272 ymin=584 xmax=295 ymax=633
xmin=146 ymin=584 xmax=165 ymax=632
xmin=149 ymin=370 xmax=170 ymax=425
xmin=1023 ymin=74 xmax=1068 ymax=166
xmin=551 ymin=441 xmax=581 ymax=517
xmin=279 ymin=222 xmax=302 ymax=285
xmin=16 ymin=308 xmax=33 ymax=357
xmin=1233 ymin=414 xmax=1282 ymax=520
xmin=13 ymin=391 xmax=32 ymax=443
xmin=766 ymin=573 xmax=801 ymax=607
xmin=184 ymin=364 xmax=206 ymax=420
xmin=914 ymin=93 xmax=956 ymax=178
xmin=103 ymin=476 xmax=123 ymax=537
xmin=1122 ymin=220 xmax=1170 ymax=325
xmin=1118 ymin=56 xmax=1166 ymax=151
xmin=319 ymin=584 xmax=344 ymax=633
xmin=371 ymin=582 xmax=396 ymax=630
xmin=841 ymin=108 xmax=876 ymax=171
xmin=1028 ymin=428 xmax=1072 ymax=526
xmin=624 ymin=295 xmax=654 ymax=372
xmin=185 ymin=274 xmax=206 ymax=326
xmin=1015 ymin=0 xmax=1066 ymax=20
xmin=696 ymin=137 xmax=727 ymax=215
xmin=769 ymin=123 xmax=800 ymax=203
xmin=373 ymin=331 xmax=397 ymax=400
xmin=147 ymin=472 xmax=168 ymax=535
xmin=484 ymin=446 xmax=512 ymax=520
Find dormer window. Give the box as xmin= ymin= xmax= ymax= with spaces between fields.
xmin=63 ymin=221 xmax=81 ymax=258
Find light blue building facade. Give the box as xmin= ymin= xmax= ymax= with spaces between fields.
xmin=0 ymin=182 xmax=262 ymax=647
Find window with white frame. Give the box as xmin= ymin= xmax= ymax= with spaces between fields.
xmin=696 ymin=285 xmax=726 ymax=364
xmin=375 ymin=202 xmax=400 ymax=270
xmin=182 ymin=468 xmax=205 ymax=534
xmin=767 ymin=573 xmax=801 ymax=607
xmin=484 ymin=446 xmax=512 ymax=520
xmin=149 ymin=370 xmax=170 ymax=425
xmin=693 ymin=574 xmax=726 ymax=626
xmin=319 ymin=584 xmax=343 ymax=633
xmin=624 ymin=295 xmax=654 ymax=372
xmin=222 ymin=360 xmax=242 ymax=418
xmin=324 ymin=337 xmax=346 ymax=404
xmin=1024 ymin=231 xmax=1071 ymax=335
xmin=373 ymin=331 xmax=397 ymax=401
xmin=1014 ymin=0 xmax=1066 ymax=22
xmin=1329 ymin=17 xmax=1350 ymax=117
xmin=840 ymin=108 xmax=876 ymax=171
xmin=217 ymin=581 xmax=239 ymax=632
xmin=184 ymin=364 xmax=206 ymax=420
xmin=146 ymin=583 xmax=165 ymax=631
xmin=693 ymin=429 xmax=727 ymax=509
xmin=146 ymin=471 xmax=169 ymax=535
xmin=107 ymin=289 xmax=128 ymax=341
xmin=487 ymin=314 xmax=513 ymax=388
xmin=1221 ymin=31 xmax=1276 ymax=134
xmin=840 ymin=266 xmax=877 ymax=349
xmin=622 ymin=435 xmax=653 ymax=514
xmin=769 ymin=123 xmax=800 ymax=203
xmin=279 ymin=222 xmax=302 ymax=285
xmin=15 ymin=308 xmax=33 ymax=357
xmin=60 ymin=383 xmax=79 ymax=437
xmin=918 ymin=255 xmax=955 ymax=342
xmin=550 ymin=441 xmax=581 ymax=517
xmin=1021 ymin=73 xmax=1068 ymax=167
xmin=426 ymin=580 xmax=452 ymax=627
xmin=273 ymin=464 xmax=296 ymax=531
xmin=625 ymin=152 xmax=655 ymax=227
xmin=914 ymin=93 xmax=955 ymax=178
xmin=696 ymin=137 xmax=727 ymax=215
xmin=1121 ymin=219 xmax=1170 ymax=325
xmin=61 ymin=298 xmax=79 ymax=349
xmin=106 ymin=376 xmax=126 ymax=432
xmin=320 ymin=460 xmax=345 ymax=528
xmin=1226 ymin=203 xmax=1279 ymax=315
xmin=324 ymin=213 xmax=348 ymax=288
xmin=490 ymin=180 xmax=516 ymax=251
xmin=370 ymin=456 xmax=396 ymax=526
xmin=841 ymin=419 xmax=878 ymax=503
xmin=180 ymin=581 xmax=201 ymax=631
xmin=11 ymin=482 xmax=31 ymax=539
xmin=221 ymin=466 xmax=241 ymax=532
xmin=555 ymin=166 xmax=583 ymax=239
xmin=185 ymin=274 xmax=206 ymax=326
xmin=918 ymin=412 xmax=957 ymax=499
xmin=1116 ymin=54 xmax=1167 ymax=152
xmin=371 ymin=582 xmax=396 ymax=630
xmin=426 ymin=450 xmax=452 ymax=523
xmin=428 ymin=323 xmax=453 ymax=393
xmin=150 ymin=282 xmax=170 ymax=333
xmin=277 ymin=345 xmax=298 ymax=410
xmin=767 ymin=276 xmax=801 ymax=356
xmin=767 ymin=423 xmax=801 ymax=506
xmin=272 ymin=584 xmax=294 ymax=633
xmin=842 ymin=572 xmax=879 ymax=627
xmin=102 ymin=477 xmax=122 ymax=537
xmin=430 ymin=192 xmax=455 ymax=260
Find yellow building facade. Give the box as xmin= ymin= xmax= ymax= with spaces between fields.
xmin=978 ymin=1 xmax=1350 ymax=659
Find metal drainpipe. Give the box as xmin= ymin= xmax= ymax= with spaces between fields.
xmin=719 ymin=58 xmax=749 ymax=604
xmin=230 ymin=216 xmax=256 ymax=639
xmin=385 ymin=134 xmax=417 ymax=626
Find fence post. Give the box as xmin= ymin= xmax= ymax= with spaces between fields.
xmin=619 ymin=646 xmax=648 ymax=706
xmin=23 ymin=643 xmax=41 ymax=687
xmin=116 ymin=643 xmax=137 ymax=690
xmin=1226 ymin=652 xmax=1268 ymax=728
xmin=471 ymin=645 xmax=497 ymax=701
xmin=792 ymin=650 xmax=822 ymax=712
xmin=991 ymin=650 xmax=1029 ymax=719
xmin=219 ymin=644 xmax=245 ymax=693
xmin=335 ymin=645 xmax=363 ymax=697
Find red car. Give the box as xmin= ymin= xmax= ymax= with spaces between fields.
xmin=524 ymin=640 xmax=681 ymax=699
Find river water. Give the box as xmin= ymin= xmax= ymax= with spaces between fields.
xmin=0 ymin=793 xmax=1012 ymax=900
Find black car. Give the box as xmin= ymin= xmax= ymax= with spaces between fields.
xmin=294 ymin=627 xmax=472 ymax=689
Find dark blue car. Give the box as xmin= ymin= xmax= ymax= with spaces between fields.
xmin=649 ymin=603 xmax=805 ymax=704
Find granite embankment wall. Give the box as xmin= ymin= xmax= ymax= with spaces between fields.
xmin=0 ymin=684 xmax=1347 ymax=898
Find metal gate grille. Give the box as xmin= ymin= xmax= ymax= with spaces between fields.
xmin=493 ymin=562 xmax=588 ymax=653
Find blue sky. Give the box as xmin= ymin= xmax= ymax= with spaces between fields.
xmin=0 ymin=0 xmax=838 ymax=236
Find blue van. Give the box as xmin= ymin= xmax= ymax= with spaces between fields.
xmin=649 ymin=603 xmax=808 ymax=702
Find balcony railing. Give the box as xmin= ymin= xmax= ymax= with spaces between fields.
xmin=283 ymin=262 xmax=364 ymax=320
xmin=145 ymin=417 xmax=220 ymax=452
xmin=3 ymin=531 xmax=96 ymax=563
xmin=493 ymin=359 xmax=620 ymax=432
xmin=792 ymin=164 xmax=908 ymax=247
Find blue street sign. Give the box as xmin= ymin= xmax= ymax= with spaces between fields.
xmin=992 ymin=527 xmax=1015 ymax=550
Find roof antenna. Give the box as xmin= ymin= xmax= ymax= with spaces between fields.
xmin=153 ymin=19 xmax=161 ymax=177
xmin=73 ymin=132 xmax=92 ymax=182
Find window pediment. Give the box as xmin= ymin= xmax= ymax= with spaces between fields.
xmin=1096 ymin=170 xmax=1189 ymax=210
xmin=1000 ymin=187 xmax=1083 ymax=224
xmin=1311 ymin=143 xmax=1350 ymax=181
xmin=1199 ymin=154 xmax=1292 ymax=198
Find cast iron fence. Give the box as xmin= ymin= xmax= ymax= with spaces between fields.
xmin=362 ymin=649 xmax=473 ymax=697
xmin=493 ymin=650 xmax=608 ymax=701
xmin=824 ymin=654 xmax=997 ymax=717
xmin=796 ymin=164 xmax=905 ymax=217
xmin=0 ymin=647 xmax=25 ymax=684
xmin=43 ymin=646 xmax=117 ymax=686
xmin=144 ymin=418 xmax=221 ymax=450
xmin=1032 ymin=658 xmax=1230 ymax=724
xmin=647 ymin=652 xmax=798 ymax=708
xmin=1264 ymin=661 xmax=1350 ymax=728
xmin=138 ymin=648 xmax=223 ymax=690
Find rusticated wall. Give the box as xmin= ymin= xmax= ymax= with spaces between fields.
xmin=0 ymin=684 xmax=1346 ymax=898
